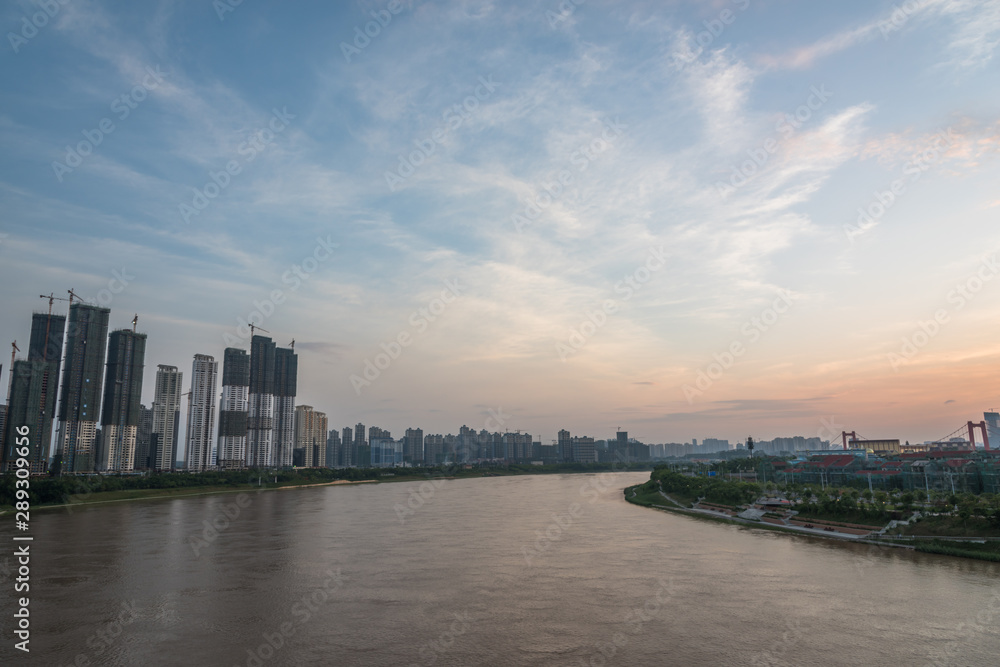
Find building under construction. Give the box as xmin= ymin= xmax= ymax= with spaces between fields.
xmin=185 ymin=354 xmax=218 ymax=472
xmin=56 ymin=303 xmax=111 ymax=473
xmin=217 ymin=347 xmax=250 ymax=469
xmin=273 ymin=346 xmax=297 ymax=467
xmin=98 ymin=329 xmax=146 ymax=472
xmin=2 ymin=312 xmax=66 ymax=473
xmin=247 ymin=335 xmax=276 ymax=467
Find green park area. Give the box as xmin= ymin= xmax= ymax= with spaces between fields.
xmin=627 ymin=463 xmax=1000 ymax=562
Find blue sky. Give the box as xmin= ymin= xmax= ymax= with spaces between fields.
xmin=2 ymin=0 xmax=999 ymax=447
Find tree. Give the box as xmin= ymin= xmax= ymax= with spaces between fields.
xmin=899 ymin=492 xmax=914 ymax=512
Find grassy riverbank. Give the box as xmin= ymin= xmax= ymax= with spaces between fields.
xmin=624 ymin=484 xmax=852 ymax=539
xmin=626 ymin=469 xmax=1000 ymax=564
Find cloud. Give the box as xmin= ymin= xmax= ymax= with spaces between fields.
xmin=756 ymin=0 xmax=1000 ymax=72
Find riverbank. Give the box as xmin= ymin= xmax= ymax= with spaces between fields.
xmin=9 ymin=478 xmax=380 ymax=513
xmin=0 ymin=463 xmax=652 ymax=513
xmin=625 ymin=484 xmax=898 ymax=544
xmin=624 ymin=484 xmax=1000 ymax=563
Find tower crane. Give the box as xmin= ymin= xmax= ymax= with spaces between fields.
xmin=39 ymin=292 xmax=71 ymax=315
xmin=38 ymin=293 xmax=72 ymax=364
xmin=7 ymin=341 xmax=19 ymax=404
xmin=249 ymin=323 xmax=269 ymax=338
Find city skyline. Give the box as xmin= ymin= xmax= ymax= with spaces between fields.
xmin=1 ymin=1 xmax=1000 ymax=446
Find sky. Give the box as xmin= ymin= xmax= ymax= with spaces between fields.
xmin=1 ymin=0 xmax=999 ymax=450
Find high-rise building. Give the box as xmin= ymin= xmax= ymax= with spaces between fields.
xmin=985 ymin=412 xmax=1000 ymax=449
xmin=135 ymin=404 xmax=153 ymax=470
xmin=273 ymin=346 xmax=297 ymax=467
xmin=404 ymin=427 xmax=423 ymax=464
xmin=151 ymin=365 xmax=182 ymax=471
xmin=56 ymin=303 xmax=111 ymax=473
xmin=354 ymin=422 xmax=367 ymax=468
xmin=0 ymin=403 xmax=7 ymax=465
xmin=423 ymin=434 xmax=443 ymax=465
xmin=502 ymin=432 xmax=532 ymax=461
xmin=557 ymin=429 xmax=572 ymax=462
xmin=2 ymin=312 xmax=66 ymax=473
xmin=572 ymin=435 xmax=596 ymax=464
xmin=99 ymin=329 xmax=146 ymax=472
xmin=326 ymin=429 xmax=341 ymax=468
xmin=371 ymin=437 xmax=402 ymax=467
xmin=294 ymin=405 xmax=327 ymax=467
xmin=340 ymin=426 xmax=353 ymax=466
xmin=185 ymin=354 xmax=218 ymax=471
xmin=218 ymin=348 xmax=250 ymax=469
xmin=247 ymin=335 xmax=276 ymax=468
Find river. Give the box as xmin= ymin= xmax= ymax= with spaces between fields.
xmin=1 ymin=471 xmax=998 ymax=666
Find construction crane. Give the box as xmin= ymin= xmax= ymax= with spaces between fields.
xmin=249 ymin=323 xmax=269 ymax=338
xmin=38 ymin=293 xmax=72 ymax=364
xmin=67 ymin=288 xmax=85 ymax=305
xmin=7 ymin=341 xmax=19 ymax=403
xmin=289 ymin=339 xmax=295 ymax=350
xmin=39 ymin=292 xmax=71 ymax=315
xmin=131 ymin=314 xmax=138 ymax=333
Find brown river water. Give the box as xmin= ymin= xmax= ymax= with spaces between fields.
xmin=1 ymin=471 xmax=998 ymax=666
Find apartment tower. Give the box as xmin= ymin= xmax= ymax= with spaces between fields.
xmin=56 ymin=303 xmax=111 ymax=473
xmin=99 ymin=329 xmax=147 ymax=472
xmin=217 ymin=348 xmax=250 ymax=469
xmin=272 ymin=345 xmax=297 ymax=467
xmin=185 ymin=354 xmax=218 ymax=471
xmin=151 ymin=365 xmax=182 ymax=470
